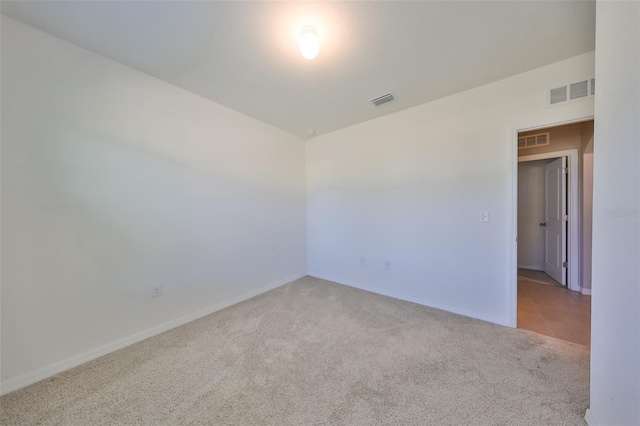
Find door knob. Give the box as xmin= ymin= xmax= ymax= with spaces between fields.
xmin=539 ymin=222 xmax=546 ymax=226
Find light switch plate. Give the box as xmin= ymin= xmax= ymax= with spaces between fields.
xmin=480 ymin=211 xmax=490 ymax=223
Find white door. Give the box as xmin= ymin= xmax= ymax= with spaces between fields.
xmin=543 ymin=157 xmax=567 ymax=285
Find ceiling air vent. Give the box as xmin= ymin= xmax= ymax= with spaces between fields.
xmin=370 ymin=92 xmax=395 ymax=106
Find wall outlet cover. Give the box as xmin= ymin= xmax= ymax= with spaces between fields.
xmin=152 ymin=284 xmax=163 ymax=298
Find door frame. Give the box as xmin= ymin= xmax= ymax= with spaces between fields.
xmin=508 ymin=116 xmax=593 ymax=328
xmin=518 ymin=150 xmax=578 ymax=290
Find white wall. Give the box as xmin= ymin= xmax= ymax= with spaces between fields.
xmin=581 ymin=122 xmax=595 ymax=293
xmin=582 ymin=152 xmax=593 ymax=294
xmin=588 ymin=1 xmax=640 ymax=425
xmin=307 ymin=52 xmax=595 ymax=326
xmin=517 ymin=160 xmax=548 ymax=270
xmin=0 ymin=16 xmax=306 ymax=391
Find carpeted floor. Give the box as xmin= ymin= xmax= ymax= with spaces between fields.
xmin=0 ymin=276 xmax=590 ymax=425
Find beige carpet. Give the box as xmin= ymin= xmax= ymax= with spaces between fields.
xmin=0 ymin=276 xmax=589 ymax=425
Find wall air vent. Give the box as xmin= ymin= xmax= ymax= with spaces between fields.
xmin=518 ymin=132 xmax=550 ymax=150
xmin=370 ymin=92 xmax=395 ymax=106
xmin=570 ymin=80 xmax=589 ymax=100
xmin=550 ymin=86 xmax=568 ymax=104
xmin=547 ymin=78 xmax=595 ymax=107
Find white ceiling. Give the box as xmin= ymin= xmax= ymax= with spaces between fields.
xmin=1 ymin=1 xmax=595 ymax=138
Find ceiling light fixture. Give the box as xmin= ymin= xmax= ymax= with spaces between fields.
xmin=299 ymin=25 xmax=320 ymax=60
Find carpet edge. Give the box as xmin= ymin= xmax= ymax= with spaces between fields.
xmin=0 ymin=273 xmax=307 ymax=396
xmin=307 ymin=273 xmax=511 ymax=327
xmin=584 ymin=408 xmax=600 ymax=426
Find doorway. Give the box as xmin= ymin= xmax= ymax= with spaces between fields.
xmin=518 ymin=155 xmax=568 ymax=287
xmin=514 ymin=120 xmax=593 ymax=345
xmin=518 ymin=150 xmax=577 ymax=290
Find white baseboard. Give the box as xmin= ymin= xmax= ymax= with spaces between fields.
xmin=308 ymin=273 xmax=510 ymax=327
xmin=584 ymin=408 xmax=599 ymax=426
xmin=0 ymin=273 xmax=306 ymax=396
xmin=581 ymin=288 xmax=592 ymax=296
xmin=517 ymin=264 xmax=544 ymax=271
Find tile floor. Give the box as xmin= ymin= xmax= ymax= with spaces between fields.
xmin=517 ymin=268 xmax=562 ymax=287
xmin=517 ymin=277 xmax=591 ymax=346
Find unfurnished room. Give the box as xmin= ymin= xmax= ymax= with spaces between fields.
xmin=0 ymin=1 xmax=638 ymax=425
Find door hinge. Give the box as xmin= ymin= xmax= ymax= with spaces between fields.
xmin=562 ymin=168 xmax=567 ymax=175
xmin=563 ymin=214 xmax=568 ymax=221
xmin=562 ymin=261 xmax=568 ymax=268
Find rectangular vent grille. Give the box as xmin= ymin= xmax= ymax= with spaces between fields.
xmin=370 ymin=93 xmax=395 ymax=106
xmin=547 ymin=78 xmax=595 ymax=107
xmin=518 ymin=132 xmax=550 ymax=150
xmin=550 ymin=86 xmax=567 ymax=104
xmin=570 ymin=80 xmax=589 ymax=100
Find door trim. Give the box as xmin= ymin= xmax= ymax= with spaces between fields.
xmin=519 ymin=150 xmax=578 ymax=291
xmin=508 ymin=116 xmax=593 ymax=328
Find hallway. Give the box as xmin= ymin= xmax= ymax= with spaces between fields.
xmin=517 ymin=278 xmax=591 ymax=346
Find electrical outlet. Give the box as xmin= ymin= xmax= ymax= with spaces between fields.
xmin=359 ymin=257 xmax=366 ymax=266
xmin=480 ymin=211 xmax=490 ymax=223
xmin=385 ymin=261 xmax=391 ymax=271
xmin=151 ymin=284 xmax=163 ymax=298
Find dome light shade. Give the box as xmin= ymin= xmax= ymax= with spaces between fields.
xmin=299 ymin=26 xmax=320 ymax=60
